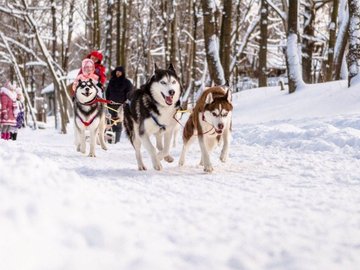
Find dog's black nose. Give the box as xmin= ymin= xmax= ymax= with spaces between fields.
xmin=168 ymin=90 xmax=175 ymax=96
xmin=218 ymin=123 xmax=224 ymax=130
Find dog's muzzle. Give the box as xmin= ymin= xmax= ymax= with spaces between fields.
xmin=161 ymin=91 xmax=174 ymax=105
xmin=215 ymin=123 xmax=224 ymax=134
xmin=82 ymin=87 xmax=92 ymax=97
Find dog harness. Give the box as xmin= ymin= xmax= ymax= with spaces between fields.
xmin=150 ymin=112 xmax=166 ymax=131
xmin=78 ymin=114 xmax=98 ymax=127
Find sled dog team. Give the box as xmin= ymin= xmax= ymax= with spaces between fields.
xmin=73 ymin=61 xmax=233 ymax=173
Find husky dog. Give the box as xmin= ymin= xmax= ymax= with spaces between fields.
xmin=73 ymin=79 xmax=107 ymax=157
xmin=179 ymin=86 xmax=233 ymax=172
xmin=123 ymin=64 xmax=183 ymax=170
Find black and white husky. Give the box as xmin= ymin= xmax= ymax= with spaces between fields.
xmin=123 ymin=64 xmax=183 ymax=170
xmin=73 ymin=79 xmax=107 ymax=157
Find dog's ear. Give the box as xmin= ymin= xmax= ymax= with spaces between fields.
xmin=168 ymin=63 xmax=176 ymax=73
xmin=205 ymin=92 xmax=214 ymax=105
xmin=225 ymin=89 xmax=232 ymax=103
xmin=154 ymin=63 xmax=159 ymax=71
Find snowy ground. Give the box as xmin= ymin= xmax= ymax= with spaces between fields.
xmin=1 ymin=80 xmax=360 ymax=270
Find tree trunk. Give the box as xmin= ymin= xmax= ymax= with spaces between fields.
xmin=51 ymin=0 xmax=60 ymax=129
xmin=258 ymin=0 xmax=268 ymax=87
xmin=92 ymin=0 xmax=101 ymax=49
xmin=286 ymin=0 xmax=304 ymax=93
xmin=326 ymin=0 xmax=339 ymax=81
xmin=202 ymin=0 xmax=225 ymax=85
xmin=169 ymin=0 xmax=178 ymax=69
xmin=347 ymin=0 xmax=360 ymax=86
xmin=220 ymin=0 xmax=232 ymax=82
xmin=334 ymin=0 xmax=349 ymax=80
xmin=104 ymin=0 xmax=113 ymax=72
xmin=120 ymin=0 xmax=129 ymax=69
xmin=161 ymin=0 xmax=171 ymax=65
xmin=62 ymin=0 xmax=75 ymax=71
xmin=116 ymin=0 xmax=121 ymax=66
xmin=302 ymin=1 xmax=315 ymax=84
xmin=86 ymin=0 xmax=93 ymax=49
xmin=146 ymin=7 xmax=154 ymax=76
xmin=190 ymin=0 xmax=199 ymax=106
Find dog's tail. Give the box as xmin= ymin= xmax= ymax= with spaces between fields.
xmin=123 ymin=103 xmax=135 ymax=145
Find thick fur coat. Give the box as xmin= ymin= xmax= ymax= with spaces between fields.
xmin=73 ymin=79 xmax=107 ymax=157
xmin=179 ymin=86 xmax=233 ymax=172
xmin=123 ymin=64 xmax=183 ymax=170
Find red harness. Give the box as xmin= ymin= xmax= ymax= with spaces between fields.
xmin=85 ymin=97 xmax=112 ymax=105
xmin=77 ymin=98 xmax=111 ymax=127
xmin=78 ymin=115 xmax=98 ymax=127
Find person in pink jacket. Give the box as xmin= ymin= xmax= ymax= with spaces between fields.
xmin=1 ymin=82 xmax=18 ymax=140
xmin=72 ymin=59 xmax=100 ymax=96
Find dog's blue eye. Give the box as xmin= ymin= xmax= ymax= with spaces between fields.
xmin=161 ymin=81 xmax=166 ymax=85
xmin=222 ymin=113 xmax=228 ymax=117
xmin=172 ymin=80 xmax=176 ymax=84
xmin=212 ymin=112 xmax=217 ymax=117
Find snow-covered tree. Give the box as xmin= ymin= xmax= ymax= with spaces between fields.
xmin=258 ymin=0 xmax=269 ymax=87
xmin=347 ymin=0 xmax=360 ymax=87
xmin=201 ymin=0 xmax=225 ymax=85
xmin=286 ymin=0 xmax=305 ymax=93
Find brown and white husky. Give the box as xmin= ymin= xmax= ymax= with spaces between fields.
xmin=179 ymin=86 xmax=233 ymax=172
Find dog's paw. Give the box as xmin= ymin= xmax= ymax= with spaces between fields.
xmin=164 ymin=155 xmax=174 ymax=163
xmin=153 ymin=162 xmax=163 ymax=171
xmin=102 ymin=145 xmax=108 ymax=151
xmin=220 ymin=151 xmax=228 ymax=162
xmin=88 ymin=152 xmax=96 ymax=157
xmin=220 ymin=155 xmax=227 ymax=163
xmin=138 ymin=165 xmax=147 ymax=171
xmin=204 ymin=165 xmax=213 ymax=173
xmin=178 ymin=156 xmax=185 ymax=166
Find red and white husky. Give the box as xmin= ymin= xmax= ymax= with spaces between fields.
xmin=179 ymin=86 xmax=233 ymax=172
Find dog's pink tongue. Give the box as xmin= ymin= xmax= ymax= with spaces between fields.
xmin=165 ymin=96 xmax=173 ymax=105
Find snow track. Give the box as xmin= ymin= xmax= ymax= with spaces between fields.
xmin=1 ymin=81 xmax=360 ymax=270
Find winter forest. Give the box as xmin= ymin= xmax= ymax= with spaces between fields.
xmin=1 ymin=1 xmax=360 ymax=270
xmin=0 ymin=0 xmax=359 ymax=132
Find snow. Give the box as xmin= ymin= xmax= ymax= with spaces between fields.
xmin=41 ymin=68 xmax=80 ymax=94
xmin=1 ymin=81 xmax=360 ymax=270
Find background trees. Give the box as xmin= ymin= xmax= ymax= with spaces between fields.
xmin=0 ymin=0 xmax=358 ymax=131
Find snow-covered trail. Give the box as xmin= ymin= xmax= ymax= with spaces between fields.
xmin=1 ymin=82 xmax=360 ymax=270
